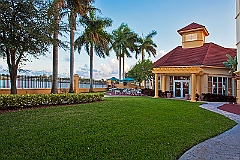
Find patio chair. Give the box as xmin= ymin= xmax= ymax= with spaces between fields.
xmin=126 ymin=89 xmax=131 ymax=95
xmin=122 ymin=88 xmax=128 ymax=95
xmin=136 ymin=89 xmax=142 ymax=96
xmin=114 ymin=89 xmax=121 ymax=95
xmin=130 ymin=88 xmax=137 ymax=96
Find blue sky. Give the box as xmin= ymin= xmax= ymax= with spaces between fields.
xmin=0 ymin=0 xmax=236 ymax=79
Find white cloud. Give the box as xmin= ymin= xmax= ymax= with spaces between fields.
xmin=124 ymin=63 xmax=130 ymax=73
xmin=23 ymin=69 xmax=52 ymax=76
xmin=159 ymin=50 xmax=168 ymax=56
xmin=0 ymin=57 xmax=133 ymax=80
xmin=0 ymin=65 xmax=8 ymax=74
xmin=151 ymin=50 xmax=168 ymax=62
xmin=94 ymin=64 xmax=109 ymax=79
xmin=109 ymin=58 xmax=119 ymax=73
xmin=64 ymin=57 xmax=70 ymax=62
xmin=81 ymin=58 xmax=120 ymax=79
xmin=75 ymin=64 xmax=90 ymax=78
xmin=99 ymin=63 xmax=110 ymax=74
xmin=41 ymin=54 xmax=52 ymax=61
xmin=31 ymin=70 xmax=52 ymax=76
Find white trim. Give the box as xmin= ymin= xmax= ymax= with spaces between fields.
xmin=173 ymin=80 xmax=190 ymax=98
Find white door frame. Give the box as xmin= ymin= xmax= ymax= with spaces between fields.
xmin=173 ymin=80 xmax=190 ymax=98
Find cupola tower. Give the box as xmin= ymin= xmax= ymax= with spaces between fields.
xmin=177 ymin=22 xmax=209 ymax=48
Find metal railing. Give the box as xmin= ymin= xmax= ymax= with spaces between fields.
xmin=0 ymin=74 xmax=107 ymax=89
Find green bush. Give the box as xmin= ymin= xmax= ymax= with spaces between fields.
xmin=0 ymin=93 xmax=104 ymax=110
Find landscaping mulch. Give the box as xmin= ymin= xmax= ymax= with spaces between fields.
xmin=218 ymin=103 xmax=240 ymax=115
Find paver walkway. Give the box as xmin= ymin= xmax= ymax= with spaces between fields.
xmin=179 ymin=102 xmax=240 ymax=160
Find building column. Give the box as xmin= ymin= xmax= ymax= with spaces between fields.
xmin=74 ymin=74 xmax=79 ymax=93
xmin=197 ymin=75 xmax=201 ymax=99
xmin=237 ymin=79 xmax=240 ymax=104
xmin=190 ymin=73 xmax=196 ymax=102
xmin=154 ymin=73 xmax=159 ymax=98
xmin=162 ymin=74 xmax=166 ymax=92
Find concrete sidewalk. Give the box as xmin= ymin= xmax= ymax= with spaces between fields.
xmin=179 ymin=102 xmax=240 ymax=160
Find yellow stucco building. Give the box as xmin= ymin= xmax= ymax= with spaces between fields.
xmin=153 ymin=22 xmax=237 ymax=102
xmin=235 ymin=0 xmax=240 ymax=104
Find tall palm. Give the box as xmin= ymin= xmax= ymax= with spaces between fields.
xmin=75 ymin=10 xmax=112 ymax=92
xmin=49 ymin=0 xmax=92 ymax=93
xmin=66 ymin=0 xmax=92 ymax=93
xmin=136 ymin=30 xmax=157 ymax=61
xmin=50 ymin=0 xmax=64 ymax=94
xmin=68 ymin=12 xmax=76 ymax=93
xmin=111 ymin=23 xmax=138 ymax=80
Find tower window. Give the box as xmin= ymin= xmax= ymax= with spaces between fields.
xmin=185 ymin=33 xmax=197 ymax=41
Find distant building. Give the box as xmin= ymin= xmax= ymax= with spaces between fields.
xmin=235 ymin=0 xmax=240 ymax=103
xmin=152 ymin=22 xmax=236 ymax=102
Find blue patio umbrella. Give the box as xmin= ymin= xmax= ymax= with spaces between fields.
xmin=109 ymin=77 xmax=119 ymax=81
xmin=122 ymin=77 xmax=135 ymax=82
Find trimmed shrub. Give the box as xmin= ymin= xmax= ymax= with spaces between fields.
xmin=0 ymin=93 xmax=104 ymax=110
xmin=141 ymin=89 xmax=172 ymax=97
xmin=201 ymin=93 xmax=236 ymax=103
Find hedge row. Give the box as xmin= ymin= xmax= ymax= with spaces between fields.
xmin=201 ymin=93 xmax=236 ymax=102
xmin=0 ymin=93 xmax=104 ymax=110
xmin=141 ymin=89 xmax=173 ymax=97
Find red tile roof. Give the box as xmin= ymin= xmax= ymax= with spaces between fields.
xmin=177 ymin=22 xmax=206 ymax=33
xmin=153 ymin=43 xmax=237 ymax=68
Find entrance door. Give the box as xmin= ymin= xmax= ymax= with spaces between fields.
xmin=174 ymin=80 xmax=189 ymax=98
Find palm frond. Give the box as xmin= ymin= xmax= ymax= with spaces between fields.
xmin=223 ymin=54 xmax=238 ymax=75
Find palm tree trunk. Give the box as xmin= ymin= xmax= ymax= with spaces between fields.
xmin=142 ymin=49 xmax=145 ymax=88
xmin=51 ymin=31 xmax=59 ymax=94
xmin=122 ymin=53 xmax=125 ymax=79
xmin=119 ymin=57 xmax=122 ymax=80
xmin=51 ymin=2 xmax=60 ymax=94
xmin=142 ymin=49 xmax=145 ymax=61
xmin=69 ymin=13 xmax=75 ymax=93
xmin=89 ymin=45 xmax=94 ymax=92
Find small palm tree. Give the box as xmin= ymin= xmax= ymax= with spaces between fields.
xmin=136 ymin=30 xmax=157 ymax=61
xmin=223 ymin=54 xmax=238 ymax=76
xmin=75 ymin=10 xmax=112 ymax=92
xmin=111 ymin=23 xmax=138 ymax=80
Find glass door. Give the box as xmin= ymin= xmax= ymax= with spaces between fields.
xmin=175 ymin=81 xmax=181 ymax=97
xmin=174 ymin=80 xmax=189 ymax=98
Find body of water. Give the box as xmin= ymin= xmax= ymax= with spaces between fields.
xmin=0 ymin=80 xmax=107 ymax=89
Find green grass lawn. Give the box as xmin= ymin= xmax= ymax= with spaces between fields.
xmin=0 ymin=97 xmax=236 ymax=159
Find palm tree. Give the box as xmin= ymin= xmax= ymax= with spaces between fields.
xmin=49 ymin=0 xmax=92 ymax=93
xmin=50 ymin=0 xmax=64 ymax=94
xmin=111 ymin=23 xmax=138 ymax=80
xmin=74 ymin=10 xmax=112 ymax=92
xmin=68 ymin=12 xmax=76 ymax=93
xmin=66 ymin=0 xmax=92 ymax=93
xmin=136 ymin=30 xmax=157 ymax=61
xmin=223 ymin=54 xmax=238 ymax=76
